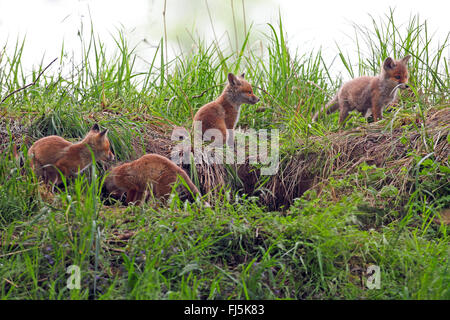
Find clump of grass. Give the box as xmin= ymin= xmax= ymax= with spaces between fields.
xmin=0 ymin=140 xmax=39 ymax=227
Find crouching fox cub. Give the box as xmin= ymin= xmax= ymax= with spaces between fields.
xmin=313 ymin=55 xmax=411 ymax=124
xmin=103 ymin=154 xmax=200 ymax=204
xmin=28 ymin=124 xmax=114 ymax=185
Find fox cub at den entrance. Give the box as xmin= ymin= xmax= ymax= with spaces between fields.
xmin=103 ymin=154 xmax=200 ymax=204
xmin=313 ymin=55 xmax=411 ymax=124
xmin=28 ymin=124 xmax=114 ymax=185
xmin=193 ymin=72 xmax=259 ymax=146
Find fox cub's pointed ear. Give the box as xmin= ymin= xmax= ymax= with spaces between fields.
xmin=91 ymin=123 xmax=100 ymax=132
xmin=99 ymin=129 xmax=109 ymax=137
xmin=228 ymin=73 xmax=241 ymax=86
xmin=402 ymin=55 xmax=411 ymax=64
xmin=383 ymin=57 xmax=395 ymax=70
xmin=240 ymin=73 xmax=245 ymax=79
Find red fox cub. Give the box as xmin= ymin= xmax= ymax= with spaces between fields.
xmin=103 ymin=154 xmax=200 ymax=204
xmin=313 ymin=55 xmax=411 ymax=124
xmin=193 ymin=72 xmax=259 ymax=146
xmin=28 ymin=124 xmax=114 ymax=185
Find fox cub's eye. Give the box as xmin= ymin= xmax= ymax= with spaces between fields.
xmin=395 ymin=75 xmax=401 ymax=80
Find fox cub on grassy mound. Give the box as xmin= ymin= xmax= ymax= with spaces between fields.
xmin=28 ymin=124 xmax=114 ymax=185
xmin=103 ymin=154 xmax=200 ymax=204
xmin=193 ymin=72 xmax=259 ymax=146
xmin=313 ymin=55 xmax=411 ymax=124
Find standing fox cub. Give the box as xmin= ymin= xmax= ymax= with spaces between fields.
xmin=104 ymin=154 xmax=200 ymax=204
xmin=193 ymin=72 xmax=259 ymax=146
xmin=28 ymin=124 xmax=114 ymax=185
xmin=313 ymin=55 xmax=411 ymax=124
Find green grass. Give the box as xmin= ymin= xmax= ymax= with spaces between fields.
xmin=0 ymin=9 xmax=449 ymax=300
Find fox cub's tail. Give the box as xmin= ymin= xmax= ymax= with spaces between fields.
xmin=312 ymin=96 xmax=339 ymax=122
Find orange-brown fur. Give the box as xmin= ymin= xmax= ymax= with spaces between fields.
xmin=28 ymin=124 xmax=114 ymax=185
xmin=104 ymin=154 xmax=200 ymax=204
xmin=313 ymin=55 xmax=411 ymax=124
xmin=193 ymin=73 xmax=259 ymax=145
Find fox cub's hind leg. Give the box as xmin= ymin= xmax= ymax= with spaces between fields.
xmin=338 ymin=101 xmax=351 ymax=126
xmin=126 ymin=189 xmax=139 ymax=205
xmin=371 ymin=96 xmax=382 ymax=122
